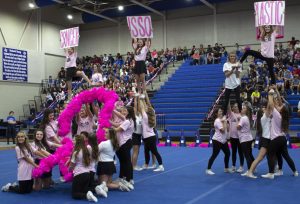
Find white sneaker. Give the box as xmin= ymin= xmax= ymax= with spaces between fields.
xmin=261 ymin=173 xmax=274 ymax=179
xmin=297 ymin=92 xmax=299 ymax=95
xmin=1 ymin=183 xmax=11 ymax=192
xmin=11 ymin=182 xmax=18 ymax=187
xmin=153 ymin=165 xmax=164 ymax=172
xmin=120 ymin=179 xmax=134 ymax=190
xmin=274 ymin=170 xmax=283 ymax=176
xmin=142 ymin=164 xmax=148 ymax=170
xmin=60 ymin=176 xmax=65 ymax=183
xmin=291 ymin=92 xmax=295 ymax=95
xmin=133 ymin=166 xmax=143 ymax=171
xmin=294 ymin=171 xmax=299 ymax=177
xmin=231 ymin=166 xmax=236 ymax=173
xmin=241 ymin=171 xmax=249 ymax=176
xmin=148 ymin=164 xmax=157 ymax=169
xmin=119 ymin=182 xmax=130 ymax=192
xmin=100 ymin=181 xmax=108 ymax=193
xmin=246 ymin=172 xmax=257 ymax=179
xmin=114 ymin=160 xmax=117 ymax=165
xmin=130 ymin=180 xmax=134 ymax=185
xmin=95 ymin=185 xmax=108 ymax=198
xmin=224 ymin=168 xmax=233 ymax=173
xmin=206 ymin=169 xmax=215 ymax=175
xmin=86 ymin=191 xmax=98 ymax=202
xmin=236 ymin=167 xmax=244 ymax=173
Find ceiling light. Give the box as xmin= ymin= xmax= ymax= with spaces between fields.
xmin=118 ymin=5 xmax=124 ymax=11
xmin=67 ymin=14 xmax=73 ymax=20
xmin=28 ymin=2 xmax=35 ymax=8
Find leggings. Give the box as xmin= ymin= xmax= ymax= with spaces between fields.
xmin=223 ymin=86 xmax=242 ymax=116
xmin=116 ymin=139 xmax=133 ymax=182
xmin=9 ymin=179 xmax=33 ymax=194
xmin=240 ymin=50 xmax=275 ymax=84
xmin=230 ymin=138 xmax=244 ymax=167
xmin=6 ymin=124 xmax=16 ymax=144
xmin=207 ymin=140 xmax=230 ymax=169
xmin=143 ymin=136 xmax=163 ymax=165
xmin=72 ymin=173 xmax=93 ymax=200
xmin=267 ymin=136 xmax=297 ymax=173
xmin=241 ymin=141 xmax=255 ymax=170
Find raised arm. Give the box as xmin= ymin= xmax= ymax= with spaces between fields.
xmin=85 ymin=104 xmax=93 ymax=119
xmin=146 ymin=38 xmax=151 ymax=49
xmin=266 ymin=89 xmax=275 ymax=117
xmin=132 ymin=38 xmax=137 ymax=50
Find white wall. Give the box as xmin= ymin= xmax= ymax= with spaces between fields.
xmin=0 ymin=0 xmax=66 ymax=120
xmin=78 ymin=1 xmax=300 ymax=56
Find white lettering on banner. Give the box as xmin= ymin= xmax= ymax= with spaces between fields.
xmin=60 ymin=27 xmax=79 ymax=49
xmin=254 ymin=1 xmax=285 ymax=27
xmin=127 ymin=16 xmax=153 ymax=38
xmin=2 ymin=47 xmax=28 ymax=82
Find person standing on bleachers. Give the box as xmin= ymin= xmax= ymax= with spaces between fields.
xmin=223 ymin=52 xmax=242 ymax=116
xmin=6 ymin=111 xmax=16 ymax=145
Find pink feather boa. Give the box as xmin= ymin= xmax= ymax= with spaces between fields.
xmin=32 ymin=87 xmax=118 ymax=181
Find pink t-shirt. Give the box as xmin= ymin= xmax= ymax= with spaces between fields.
xmin=77 ymin=116 xmax=94 ymax=135
xmin=15 ymin=146 xmax=34 ymax=181
xmin=45 ymin=120 xmax=58 ymax=141
xmin=87 ymin=145 xmax=96 ymax=173
xmin=142 ymin=111 xmax=156 ymax=139
xmin=134 ymin=46 xmax=148 ymax=61
xmin=238 ymin=116 xmax=253 ymax=143
xmin=118 ymin=119 xmax=134 ymax=146
xmin=228 ymin=112 xmax=240 ymax=139
xmin=212 ymin=118 xmax=227 ymax=144
xmin=261 ymin=32 xmax=276 ymax=58
xmin=65 ymin=51 xmax=77 ymax=68
xmin=71 ymin=149 xmax=91 ymax=177
xmin=270 ymin=108 xmax=285 ymax=140
xmin=31 ymin=141 xmax=54 ymax=159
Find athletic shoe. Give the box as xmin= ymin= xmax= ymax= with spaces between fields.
xmin=148 ymin=164 xmax=157 ymax=169
xmin=294 ymin=171 xmax=299 ymax=177
xmin=133 ymin=166 xmax=143 ymax=171
xmin=261 ymin=173 xmax=274 ymax=179
xmin=95 ymin=185 xmax=107 ymax=198
xmin=274 ymin=170 xmax=283 ymax=176
xmin=224 ymin=168 xmax=233 ymax=173
xmin=86 ymin=191 xmax=98 ymax=202
xmin=11 ymin=182 xmax=18 ymax=187
xmin=1 ymin=183 xmax=11 ymax=192
xmin=292 ymin=92 xmax=295 ymax=95
xmin=99 ymin=181 xmax=108 ymax=193
xmin=236 ymin=167 xmax=244 ymax=173
xmin=130 ymin=180 xmax=134 ymax=185
xmin=297 ymin=92 xmax=300 ymax=95
xmin=120 ymin=179 xmax=134 ymax=190
xmin=231 ymin=166 xmax=236 ymax=173
xmin=119 ymin=182 xmax=130 ymax=192
xmin=59 ymin=176 xmax=65 ymax=183
xmin=246 ymin=173 xmax=257 ymax=179
xmin=153 ymin=165 xmax=165 ymax=172
xmin=114 ymin=160 xmax=118 ymax=165
xmin=241 ymin=171 xmax=249 ymax=176
xmin=206 ymin=169 xmax=215 ymax=175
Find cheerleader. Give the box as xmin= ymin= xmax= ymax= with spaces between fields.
xmin=206 ymin=108 xmax=231 ymax=175
xmin=237 ymin=103 xmax=255 ymax=176
xmin=76 ymin=104 xmax=94 ymax=135
xmin=132 ymin=38 xmax=151 ymax=95
xmin=261 ymin=87 xmax=298 ymax=179
xmin=2 ymin=132 xmax=37 ymax=194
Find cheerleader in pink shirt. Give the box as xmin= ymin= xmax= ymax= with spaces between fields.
xmin=76 ymin=104 xmax=94 ymax=135
xmin=206 ymin=108 xmax=231 ymax=175
xmin=237 ymin=104 xmax=255 ymax=176
xmin=2 ymin=132 xmax=38 ymax=194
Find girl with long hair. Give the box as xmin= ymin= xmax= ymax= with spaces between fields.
xmin=132 ymin=38 xmax=151 ymax=95
xmin=206 ymin=108 xmax=231 ymax=175
xmin=2 ymin=132 xmax=37 ymax=194
xmin=237 ymin=103 xmax=255 ymax=176
xmin=97 ymin=128 xmax=130 ymax=192
xmin=239 ymin=26 xmax=278 ymax=85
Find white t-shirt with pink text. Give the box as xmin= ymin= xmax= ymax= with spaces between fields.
xmin=261 ymin=32 xmax=276 ymax=58
xmin=77 ymin=116 xmax=94 ymax=135
xmin=238 ymin=116 xmax=253 ymax=143
xmin=212 ymin=118 xmax=227 ymax=144
xmin=65 ymin=51 xmax=77 ymax=68
xmin=16 ymin=146 xmax=34 ymax=181
xmin=134 ymin=46 xmax=148 ymax=61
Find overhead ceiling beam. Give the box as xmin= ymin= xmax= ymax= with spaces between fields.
xmin=129 ymin=0 xmax=165 ymax=17
xmin=51 ymin=0 xmax=119 ymax=24
xmin=200 ymin=0 xmax=215 ymax=10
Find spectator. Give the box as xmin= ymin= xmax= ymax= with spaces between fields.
xmin=192 ymin=50 xmax=200 ymax=65
xmin=58 ymin=67 xmax=66 ymax=80
xmin=298 ymin=100 xmax=300 ymax=117
xmin=251 ymin=86 xmax=261 ymax=106
xmin=6 ymin=111 xmax=17 ymax=144
xmin=291 ymin=74 xmax=300 ymax=95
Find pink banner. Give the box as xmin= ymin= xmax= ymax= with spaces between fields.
xmin=254 ymin=1 xmax=285 ymax=27
xmin=60 ymin=27 xmax=79 ymax=49
xmin=127 ymin=16 xmax=153 ymax=38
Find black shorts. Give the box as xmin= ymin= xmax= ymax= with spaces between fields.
xmin=66 ymin=67 xmax=77 ymax=81
xmin=259 ymin=137 xmax=270 ymax=149
xmin=132 ymin=133 xmax=142 ymax=146
xmin=96 ymin=161 xmax=116 ymax=176
xmin=34 ymin=158 xmax=52 ymax=178
xmin=134 ymin=61 xmax=147 ymax=75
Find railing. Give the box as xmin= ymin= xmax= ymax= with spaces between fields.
xmin=207 ymin=89 xmax=225 ymax=120
xmin=156 ymin=113 xmax=166 ymax=131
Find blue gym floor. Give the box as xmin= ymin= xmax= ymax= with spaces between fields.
xmin=1 ymin=147 xmax=299 ymax=204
